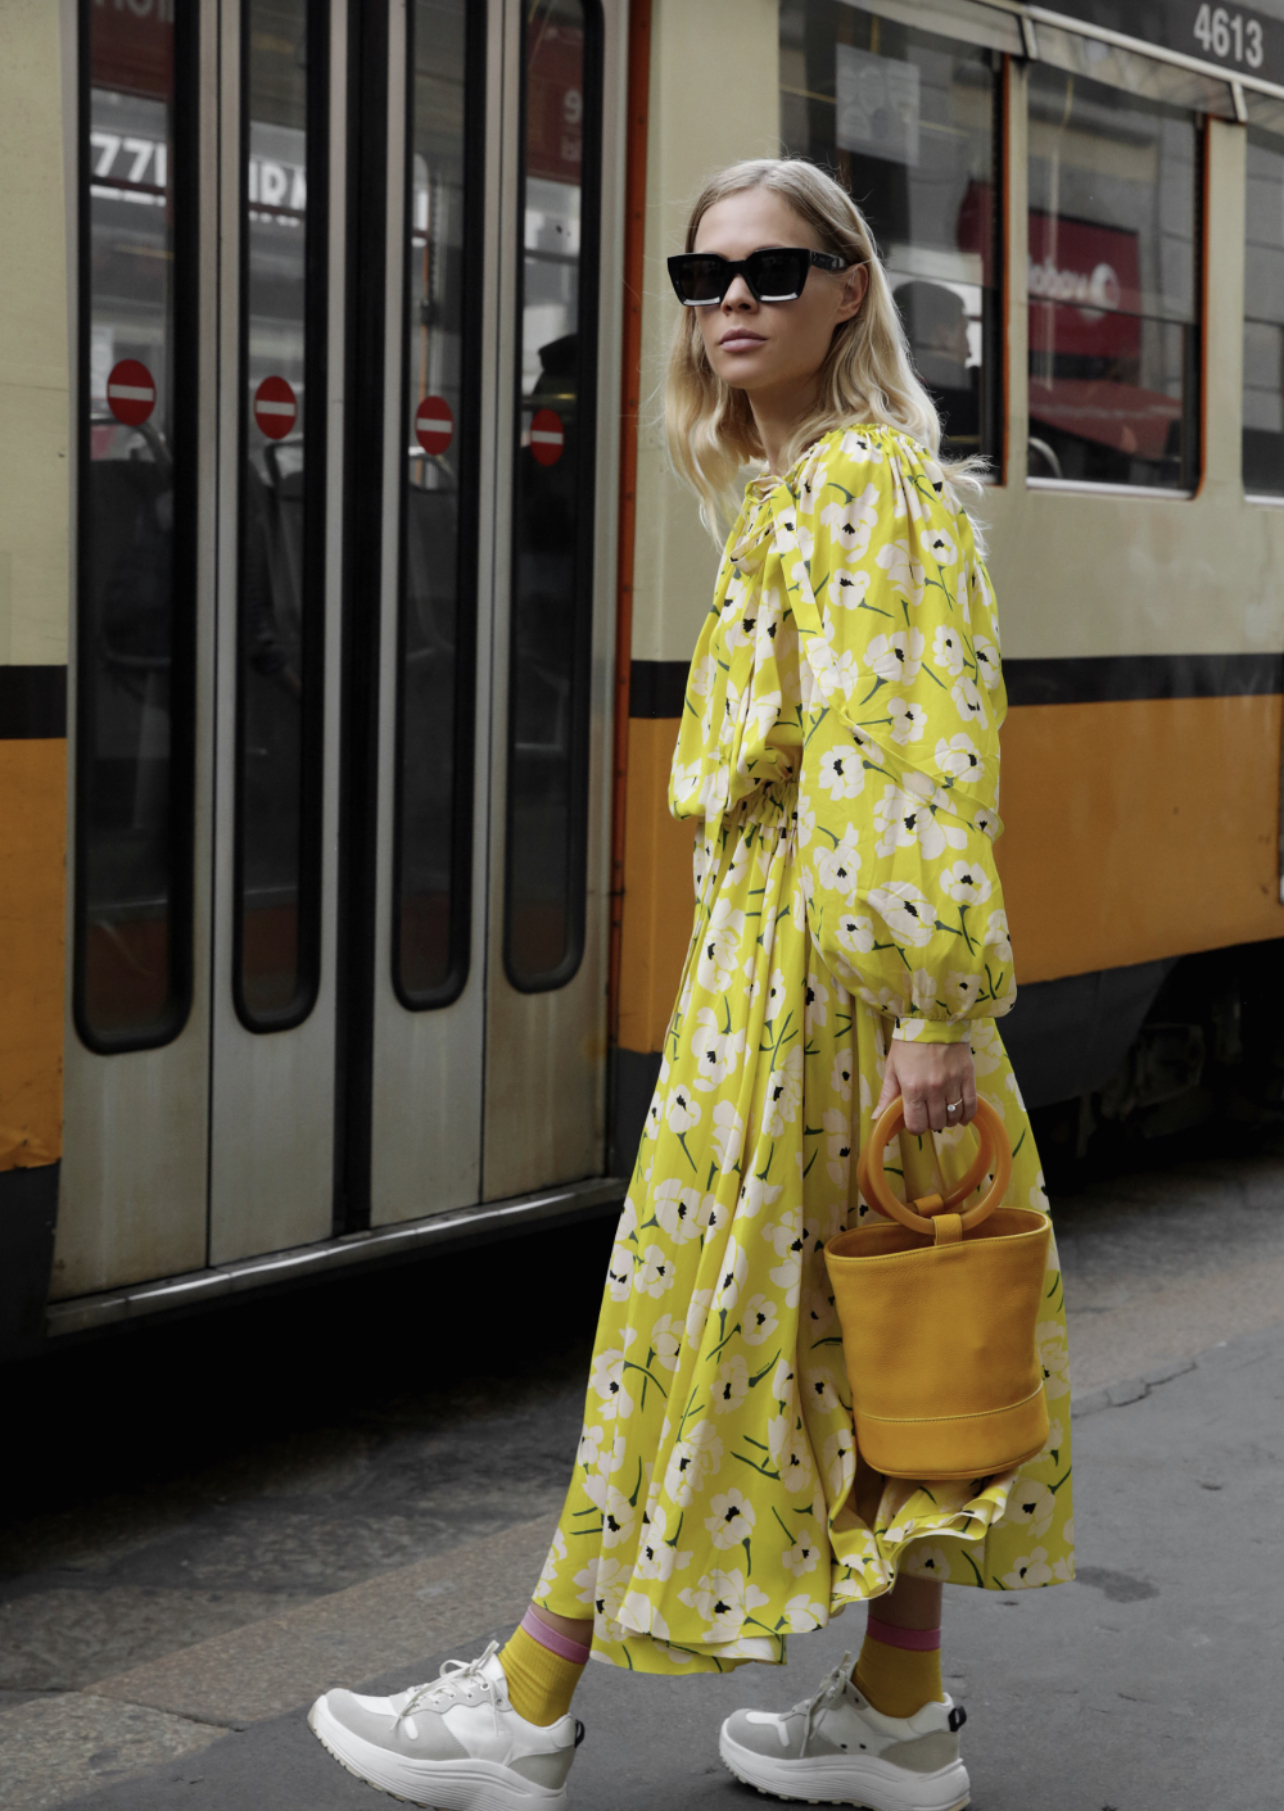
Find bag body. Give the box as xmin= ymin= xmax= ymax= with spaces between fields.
xmin=825 ymin=1098 xmax=1051 ymax=1480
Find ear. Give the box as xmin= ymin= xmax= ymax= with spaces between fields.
xmin=835 ymin=262 xmax=869 ymax=324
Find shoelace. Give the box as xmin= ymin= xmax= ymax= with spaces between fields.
xmin=396 ymin=1640 xmax=502 ymax=1728
xmin=792 ymin=1651 xmax=854 ymax=1760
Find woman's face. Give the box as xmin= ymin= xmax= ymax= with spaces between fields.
xmin=691 ymin=188 xmax=868 ymax=400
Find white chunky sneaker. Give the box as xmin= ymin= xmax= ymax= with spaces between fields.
xmin=719 ymin=1652 xmax=969 ymax=1810
xmin=308 ymin=1641 xmax=583 ymax=1809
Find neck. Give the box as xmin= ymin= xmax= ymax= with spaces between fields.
xmin=750 ymin=374 xmax=821 ymax=474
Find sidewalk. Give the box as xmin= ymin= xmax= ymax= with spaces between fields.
xmin=8 ymin=1318 xmax=1280 ymax=1811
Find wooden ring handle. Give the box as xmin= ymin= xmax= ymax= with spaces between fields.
xmin=855 ymin=1095 xmax=1013 ymax=1236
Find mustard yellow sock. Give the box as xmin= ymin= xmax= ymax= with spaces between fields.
xmin=854 ymin=1623 xmax=944 ymax=1720
xmin=498 ymin=1620 xmax=587 ymax=1727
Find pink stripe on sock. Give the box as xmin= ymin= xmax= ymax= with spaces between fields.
xmin=867 ymin=1617 xmax=942 ymax=1653
xmin=521 ymin=1606 xmax=591 ymax=1665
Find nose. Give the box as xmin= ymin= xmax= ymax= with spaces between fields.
xmin=721 ymin=273 xmax=756 ymax=310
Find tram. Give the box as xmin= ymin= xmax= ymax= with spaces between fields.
xmin=2 ymin=0 xmax=1283 ymax=1357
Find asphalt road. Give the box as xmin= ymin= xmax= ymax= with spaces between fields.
xmin=2 ymin=1138 xmax=1282 ymax=1811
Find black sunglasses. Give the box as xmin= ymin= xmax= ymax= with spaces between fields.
xmin=667 ymin=247 xmax=853 ymax=307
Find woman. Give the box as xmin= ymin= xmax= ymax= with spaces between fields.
xmin=310 ymin=158 xmax=1075 ymax=1811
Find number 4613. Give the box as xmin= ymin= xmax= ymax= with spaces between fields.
xmin=1194 ymin=3 xmax=1265 ymax=67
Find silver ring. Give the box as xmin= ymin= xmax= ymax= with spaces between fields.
xmin=946 ymin=1099 xmax=964 ymax=1114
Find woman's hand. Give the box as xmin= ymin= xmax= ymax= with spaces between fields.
xmin=875 ymin=1037 xmax=977 ymax=1134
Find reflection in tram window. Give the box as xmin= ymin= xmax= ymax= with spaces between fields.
xmin=394 ymin=0 xmax=481 ymax=1008
xmin=1243 ymin=129 xmax=1284 ymax=496
xmin=778 ymin=2 xmax=1001 ymax=464
xmin=77 ymin=2 xmax=195 ymax=1050
xmin=1027 ymin=70 xmax=1200 ymax=490
xmin=234 ymin=0 xmax=325 ymax=1030
xmin=504 ymin=0 xmax=602 ymax=992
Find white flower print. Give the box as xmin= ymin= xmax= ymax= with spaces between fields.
xmin=697 ymin=897 xmax=745 ymax=992
xmin=820 ymin=482 xmax=880 ymax=561
xmin=652 ymin=1179 xmax=705 ymax=1244
xmin=665 ymin=1085 xmax=702 ymax=1133
xmin=824 ymin=1107 xmax=852 ymax=1189
xmin=737 ymin=1174 xmax=782 ymax=1219
xmin=772 ymin=1356 xmax=796 ymax=1406
xmin=944 ymin=970 xmax=983 ymax=1011
xmin=932 ymin=623 xmax=965 ymax=677
xmin=677 ymin=1567 xmax=771 ymax=1643
xmin=969 ymin=1019 xmax=1003 ymax=1077
xmin=687 ymin=652 xmax=716 ymax=698
xmin=711 ymin=1101 xmax=744 ymax=1174
xmin=782 ymin=1533 xmax=822 ymax=1578
xmin=781 ymin=1595 xmax=827 ymax=1632
xmin=1038 ymin=1321 xmax=1071 ymax=1400
xmin=821 ymin=1426 xmax=855 ymax=1501
xmin=763 ymin=1047 xmax=804 ymax=1136
xmin=763 ymin=966 xmax=788 ymax=1025
xmin=935 ymin=733 xmax=981 ymax=783
xmin=684 ymin=1287 xmax=712 ymax=1347
xmin=888 ymin=698 xmax=927 ymax=744
xmin=951 ymin=674 xmax=987 ymax=726
xmin=606 ymin=1243 xmax=633 ymax=1302
xmin=740 ymin=1292 xmax=780 ymax=1346
xmin=923 ymin=525 xmax=957 ymax=565
xmin=763 ymin=1207 xmax=804 ymax=1306
xmin=813 ymin=833 xmax=861 ymax=900
xmin=830 ymin=1048 xmax=853 ymax=1100
xmin=600 ymin=1484 xmax=637 ymax=1549
xmin=816 ymin=745 xmax=864 ymax=801
xmin=835 ymin=913 xmax=876 ymax=955
xmin=535 ymin=1528 xmax=568 ymax=1598
xmin=664 ymin=1422 xmax=723 ymax=1507
xmin=868 ymin=881 xmax=938 ymax=947
xmin=633 ymin=1505 xmax=692 ymax=1582
xmin=586 ymin=1555 xmax=629 ymax=1618
xmin=940 ymin=861 xmax=992 ymax=907
xmin=636 ymin=1243 xmax=676 ymax=1299
xmin=903 ymin=1544 xmax=953 ymax=1582
xmin=865 ymin=629 xmax=925 ymax=686
xmin=690 ymin=1006 xmax=747 ymax=1093
xmin=803 ymin=1366 xmax=843 ymax=1417
xmin=839 ymin=427 xmax=885 ymax=462
xmin=670 ymin=758 xmax=703 ymax=806
xmin=589 ymin=1329 xmax=637 ymax=1422
xmin=794 ymin=796 xmax=816 ymax=847
xmin=705 ymin=1488 xmax=756 ymax=1550
xmin=712 ymin=1355 xmax=750 ymax=1414
xmin=828 ymin=566 xmax=871 ymax=610
xmin=768 ymin=1414 xmax=816 ymax=1495
xmin=1001 ymin=1547 xmax=1053 ymax=1590
xmin=875 ymin=539 xmax=925 ymax=604
xmin=984 ymin=909 xmax=1013 ymax=963
xmin=873 ymin=783 xmax=967 ymax=862
xmin=803 ymin=970 xmax=830 ymax=1034
xmin=650 ymin=1313 xmax=682 ymax=1372
xmin=973 ymin=635 xmax=1001 ymax=691
xmin=712 ymin=1241 xmax=748 ymax=1320
xmin=1003 ymin=1480 xmax=1056 ymax=1540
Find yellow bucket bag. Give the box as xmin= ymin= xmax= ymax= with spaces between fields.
xmin=824 ymin=1097 xmax=1051 ymax=1482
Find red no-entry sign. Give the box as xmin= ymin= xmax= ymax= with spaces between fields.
xmin=254 ymin=375 xmax=297 ymax=440
xmin=529 ymin=407 xmax=565 ymax=467
xmin=415 ymin=395 xmax=454 ymax=455
xmin=106 ymin=359 xmax=156 ymax=427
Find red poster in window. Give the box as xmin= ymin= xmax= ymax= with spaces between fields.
xmin=1027 ymin=212 xmax=1142 ymax=360
xmin=526 ymin=23 xmax=583 ymax=185
xmin=91 ymin=1 xmax=174 ymax=103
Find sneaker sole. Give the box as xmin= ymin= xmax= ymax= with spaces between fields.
xmin=719 ymin=1727 xmax=970 ymax=1811
xmin=308 ymin=1697 xmax=570 ymax=1811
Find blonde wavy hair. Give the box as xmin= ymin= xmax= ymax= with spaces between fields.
xmin=664 ymin=158 xmax=985 ymax=536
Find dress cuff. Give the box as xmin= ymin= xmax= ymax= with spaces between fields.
xmin=893 ymin=1018 xmax=975 ymax=1045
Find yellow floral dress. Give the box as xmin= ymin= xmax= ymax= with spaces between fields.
xmin=536 ymin=425 xmax=1075 ymax=1673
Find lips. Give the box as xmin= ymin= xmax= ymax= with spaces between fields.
xmin=719 ymin=332 xmax=765 ymax=350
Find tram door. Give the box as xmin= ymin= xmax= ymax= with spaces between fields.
xmin=58 ymin=0 xmax=621 ymax=1299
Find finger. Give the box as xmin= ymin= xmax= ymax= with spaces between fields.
xmin=925 ymin=1085 xmax=949 ymax=1134
xmin=875 ymin=1066 xmax=898 ymax=1114
xmin=961 ymin=1072 xmax=978 ymax=1126
xmin=902 ymin=1088 xmax=928 ymax=1134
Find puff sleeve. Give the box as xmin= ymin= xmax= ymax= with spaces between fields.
xmin=776 ymin=428 xmax=1015 ymax=1043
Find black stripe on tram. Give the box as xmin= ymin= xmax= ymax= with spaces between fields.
xmin=0 ymin=667 xmax=68 ymax=739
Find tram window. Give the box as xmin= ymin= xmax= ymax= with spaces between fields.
xmin=233 ymin=0 xmax=326 ymax=1031
xmin=779 ymin=1 xmax=1003 ymax=466
xmin=1243 ymin=129 xmax=1284 ymax=496
xmin=76 ymin=0 xmax=197 ymax=1051
xmin=392 ymin=0 xmax=483 ymax=1009
xmin=503 ymin=0 xmax=602 ymax=992
xmin=1027 ymin=69 xmax=1200 ymax=491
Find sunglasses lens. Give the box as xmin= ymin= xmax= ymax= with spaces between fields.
xmin=674 ymin=256 xmax=726 ymax=305
xmin=749 ymin=250 xmax=807 ymax=301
